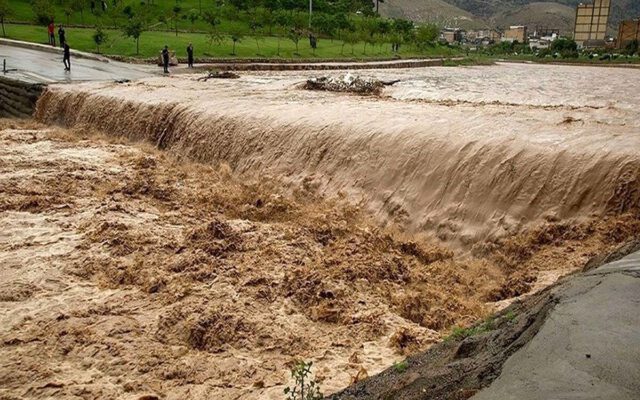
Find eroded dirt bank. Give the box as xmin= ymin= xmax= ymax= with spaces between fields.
xmin=33 ymin=65 xmax=640 ymax=247
xmin=1 ymin=119 xmax=639 ymax=399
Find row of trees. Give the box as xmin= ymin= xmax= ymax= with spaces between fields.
xmin=116 ymin=2 xmax=440 ymax=55
xmin=6 ymin=0 xmax=443 ymax=56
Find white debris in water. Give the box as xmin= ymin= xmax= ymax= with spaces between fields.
xmin=304 ymin=73 xmax=385 ymax=95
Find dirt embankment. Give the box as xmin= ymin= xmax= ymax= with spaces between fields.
xmin=33 ymin=73 xmax=640 ymax=248
xmin=332 ymin=244 xmax=640 ymax=400
xmin=1 ymin=118 xmax=639 ymax=399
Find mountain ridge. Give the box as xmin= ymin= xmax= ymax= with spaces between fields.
xmin=379 ymin=0 xmax=640 ymax=35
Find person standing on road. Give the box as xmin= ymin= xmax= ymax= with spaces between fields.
xmin=63 ymin=43 xmax=71 ymax=72
xmin=48 ymin=21 xmax=56 ymax=46
xmin=58 ymin=25 xmax=66 ymax=48
xmin=161 ymin=45 xmax=170 ymax=74
xmin=187 ymin=43 xmax=194 ymax=68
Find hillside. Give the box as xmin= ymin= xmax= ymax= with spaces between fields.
xmin=385 ymin=0 xmax=640 ymax=33
xmin=491 ymin=2 xmax=576 ymax=34
xmin=378 ymin=0 xmax=488 ymax=29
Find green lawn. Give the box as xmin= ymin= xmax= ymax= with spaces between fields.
xmin=3 ymin=23 xmax=460 ymax=60
xmin=7 ymin=0 xmax=252 ymax=34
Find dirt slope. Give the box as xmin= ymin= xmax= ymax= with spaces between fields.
xmin=378 ymin=0 xmax=488 ymax=29
xmin=332 ymin=246 xmax=640 ymax=400
xmin=491 ymin=2 xmax=576 ymax=34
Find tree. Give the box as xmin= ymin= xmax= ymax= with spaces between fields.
xmin=172 ymin=6 xmax=182 ymax=37
xmin=122 ymin=5 xmax=134 ymax=19
xmin=359 ymin=18 xmax=379 ymax=55
xmin=249 ymin=15 xmax=264 ymax=54
xmin=203 ymin=10 xmax=222 ymax=48
xmin=287 ymin=13 xmax=306 ymax=55
xmin=274 ymin=10 xmax=290 ymax=56
xmin=414 ymin=24 xmax=438 ymax=50
xmin=93 ymin=26 xmax=108 ymax=53
xmin=187 ymin=9 xmax=199 ymax=32
xmin=229 ymin=27 xmax=243 ymax=55
xmin=288 ymin=27 xmax=304 ymax=54
xmin=333 ymin=13 xmax=352 ymax=40
xmin=123 ymin=18 xmax=144 ymax=55
xmin=106 ymin=2 xmax=123 ymax=29
xmin=550 ymin=38 xmax=578 ymax=58
xmin=0 ymin=0 xmax=12 ymax=37
xmin=32 ymin=0 xmax=54 ymax=26
xmin=342 ymin=29 xmax=358 ymax=55
xmin=313 ymin=13 xmax=336 ymax=39
xmin=392 ymin=18 xmax=414 ymax=49
xmin=75 ymin=0 xmax=88 ymax=24
xmin=62 ymin=0 xmax=73 ymax=25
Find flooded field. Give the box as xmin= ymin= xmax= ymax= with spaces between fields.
xmin=2 ymin=63 xmax=640 ymax=399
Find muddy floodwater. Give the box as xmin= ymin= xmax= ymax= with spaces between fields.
xmin=1 ymin=63 xmax=640 ymax=399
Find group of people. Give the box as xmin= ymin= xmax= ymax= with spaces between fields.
xmin=48 ymin=21 xmax=201 ymax=75
xmin=47 ymin=21 xmax=71 ymax=72
xmin=161 ymin=43 xmax=195 ymax=73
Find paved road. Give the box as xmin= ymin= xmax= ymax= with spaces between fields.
xmin=472 ymin=251 xmax=640 ymax=400
xmin=0 ymin=44 xmax=155 ymax=84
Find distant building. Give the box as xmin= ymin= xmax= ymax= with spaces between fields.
xmin=532 ymin=27 xmax=560 ymax=38
xmin=440 ymin=28 xmax=464 ymax=44
xmin=574 ymin=0 xmax=611 ymax=48
xmin=529 ymin=34 xmax=558 ymax=50
xmin=465 ymin=29 xmax=499 ymax=46
xmin=528 ymin=27 xmax=560 ymax=50
xmin=617 ymin=19 xmax=640 ymax=49
xmin=502 ymin=26 xmax=528 ymax=43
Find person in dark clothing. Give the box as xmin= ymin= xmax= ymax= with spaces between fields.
xmin=48 ymin=21 xmax=56 ymax=46
xmin=161 ymin=45 xmax=170 ymax=73
xmin=187 ymin=43 xmax=194 ymax=68
xmin=58 ymin=25 xmax=66 ymax=48
xmin=63 ymin=43 xmax=71 ymax=71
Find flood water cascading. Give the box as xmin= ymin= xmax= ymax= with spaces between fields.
xmin=33 ymin=78 xmax=640 ymax=247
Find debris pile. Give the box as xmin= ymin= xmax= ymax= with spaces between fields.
xmin=196 ymin=71 xmax=241 ymax=81
xmin=303 ymin=73 xmax=396 ymax=95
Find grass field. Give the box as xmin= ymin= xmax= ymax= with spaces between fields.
xmin=6 ymin=0 xmax=260 ymax=34
xmin=3 ymin=23 xmax=460 ymax=60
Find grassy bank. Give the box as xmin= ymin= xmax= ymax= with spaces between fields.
xmin=3 ymin=23 xmax=460 ymax=60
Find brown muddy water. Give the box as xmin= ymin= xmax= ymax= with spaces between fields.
xmin=1 ymin=63 xmax=639 ymax=399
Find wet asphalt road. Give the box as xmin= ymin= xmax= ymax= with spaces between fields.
xmin=0 ymin=44 xmax=155 ymax=83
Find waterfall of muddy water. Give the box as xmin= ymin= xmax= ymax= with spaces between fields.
xmin=35 ymin=64 xmax=640 ymax=247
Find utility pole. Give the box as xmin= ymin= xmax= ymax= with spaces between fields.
xmin=309 ymin=0 xmax=312 ymax=29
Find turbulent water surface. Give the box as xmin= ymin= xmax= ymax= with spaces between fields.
xmin=36 ymin=63 xmax=640 ymax=246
